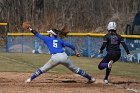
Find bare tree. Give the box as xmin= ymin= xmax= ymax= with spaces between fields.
xmin=0 ymin=0 xmax=140 ymax=34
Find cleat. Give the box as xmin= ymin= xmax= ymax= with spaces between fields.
xmin=87 ymin=78 xmax=96 ymax=84
xmin=104 ymin=79 xmax=109 ymax=84
xmin=25 ymin=78 xmax=31 ymax=83
xmin=108 ymin=60 xmax=113 ymax=69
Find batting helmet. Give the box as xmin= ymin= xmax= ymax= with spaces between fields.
xmin=107 ymin=21 xmax=117 ymax=31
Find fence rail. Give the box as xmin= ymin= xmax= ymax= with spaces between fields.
xmin=8 ymin=33 xmax=140 ymax=38
xmin=7 ymin=33 xmax=140 ymax=63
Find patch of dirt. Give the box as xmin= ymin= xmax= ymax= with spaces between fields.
xmin=0 ymin=72 xmax=139 ymax=93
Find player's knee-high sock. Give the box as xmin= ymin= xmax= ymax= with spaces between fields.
xmin=104 ymin=68 xmax=111 ymax=80
xmin=76 ymin=68 xmax=92 ymax=80
xmin=30 ymin=69 xmax=43 ymax=81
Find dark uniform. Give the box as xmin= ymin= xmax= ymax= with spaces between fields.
xmin=98 ymin=33 xmax=130 ymax=81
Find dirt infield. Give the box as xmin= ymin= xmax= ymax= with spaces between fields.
xmin=0 ymin=72 xmax=139 ymax=93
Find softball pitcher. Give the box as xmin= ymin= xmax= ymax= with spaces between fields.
xmin=98 ymin=21 xmax=130 ymax=84
xmin=22 ymin=22 xmax=95 ymax=83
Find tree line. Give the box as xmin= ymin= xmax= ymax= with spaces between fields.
xmin=0 ymin=0 xmax=140 ymax=35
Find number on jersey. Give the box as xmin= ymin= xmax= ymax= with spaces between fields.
xmin=111 ymin=35 xmax=118 ymax=44
xmin=53 ymin=40 xmax=58 ymax=48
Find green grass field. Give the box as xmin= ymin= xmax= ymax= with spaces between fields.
xmin=0 ymin=52 xmax=139 ymax=79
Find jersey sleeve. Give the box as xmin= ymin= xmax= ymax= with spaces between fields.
xmin=30 ymin=29 xmax=46 ymax=40
xmin=100 ymin=35 xmax=107 ymax=51
xmin=62 ymin=41 xmax=76 ymax=51
xmin=119 ymin=35 xmax=125 ymax=43
xmin=119 ymin=35 xmax=130 ymax=54
xmin=36 ymin=33 xmax=46 ymax=40
xmin=103 ymin=35 xmax=108 ymax=42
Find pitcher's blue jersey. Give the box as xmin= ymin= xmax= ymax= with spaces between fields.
xmin=36 ymin=33 xmax=75 ymax=54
